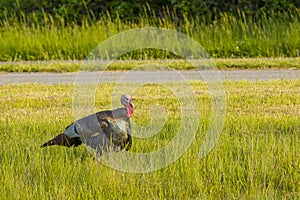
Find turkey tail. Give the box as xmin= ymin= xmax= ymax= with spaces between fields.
xmin=40 ymin=133 xmax=82 ymax=148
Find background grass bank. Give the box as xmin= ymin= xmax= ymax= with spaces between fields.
xmin=0 ymin=81 xmax=299 ymax=199
xmin=0 ymin=8 xmax=300 ymax=61
xmin=1 ymin=57 xmax=300 ymax=73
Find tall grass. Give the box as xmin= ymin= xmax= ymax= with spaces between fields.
xmin=0 ymin=8 xmax=300 ymax=61
xmin=0 ymin=80 xmax=299 ymax=199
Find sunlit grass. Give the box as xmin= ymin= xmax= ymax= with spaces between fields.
xmin=1 ymin=57 xmax=300 ymax=73
xmin=0 ymin=80 xmax=299 ymax=199
xmin=0 ymin=9 xmax=300 ymax=62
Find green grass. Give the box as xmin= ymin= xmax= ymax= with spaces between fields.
xmin=0 ymin=9 xmax=300 ymax=62
xmin=1 ymin=57 xmax=300 ymax=73
xmin=0 ymin=80 xmax=299 ymax=199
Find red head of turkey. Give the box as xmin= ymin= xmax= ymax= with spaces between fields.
xmin=121 ymin=94 xmax=135 ymax=117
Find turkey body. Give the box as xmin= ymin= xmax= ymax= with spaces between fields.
xmin=41 ymin=94 xmax=134 ymax=157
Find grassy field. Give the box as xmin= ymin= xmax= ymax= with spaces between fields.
xmin=0 ymin=80 xmax=299 ymax=199
xmin=1 ymin=9 xmax=300 ymax=61
xmin=1 ymin=57 xmax=300 ymax=73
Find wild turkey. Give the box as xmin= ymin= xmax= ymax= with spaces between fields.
xmin=41 ymin=94 xmax=134 ymax=157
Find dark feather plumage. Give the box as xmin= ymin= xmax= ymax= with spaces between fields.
xmin=40 ymin=133 xmax=82 ymax=147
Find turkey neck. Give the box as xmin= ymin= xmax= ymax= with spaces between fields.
xmin=125 ymin=103 xmax=134 ymax=117
xmin=111 ymin=108 xmax=130 ymax=119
